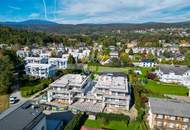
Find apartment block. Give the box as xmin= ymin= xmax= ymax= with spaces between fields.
xmin=79 ymin=73 xmax=131 ymax=111
xmin=148 ymin=98 xmax=190 ymax=130
xmin=25 ymin=63 xmax=56 ymax=78
xmin=48 ymin=57 xmax=68 ymax=69
xmin=47 ymin=74 xmax=90 ymax=105
xmin=94 ymin=73 xmax=130 ymax=110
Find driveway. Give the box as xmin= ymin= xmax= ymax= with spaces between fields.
xmin=9 ymin=90 xmax=28 ymax=107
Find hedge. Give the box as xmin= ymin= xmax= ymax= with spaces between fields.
xmin=21 ymin=80 xmax=49 ymax=97
xmin=64 ymin=113 xmax=87 ymax=130
xmin=96 ymin=113 xmax=130 ymax=122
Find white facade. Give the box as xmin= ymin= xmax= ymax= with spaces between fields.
xmin=16 ymin=50 xmax=32 ymax=58
xmin=24 ymin=53 xmax=69 ymax=78
xmin=47 ymin=73 xmax=131 ymax=111
xmin=66 ymin=48 xmax=91 ymax=61
xmin=156 ymin=65 xmax=190 ymax=87
xmin=140 ymin=61 xmax=155 ymax=68
xmin=48 ymin=58 xmax=68 ymax=69
xmin=47 ymin=74 xmax=90 ymax=104
xmin=25 ymin=63 xmax=56 ymax=78
xmin=81 ymin=73 xmax=131 ymax=110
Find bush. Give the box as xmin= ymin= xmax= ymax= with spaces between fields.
xmin=136 ymin=110 xmax=145 ymax=122
xmin=96 ymin=113 xmax=130 ymax=122
xmin=146 ymin=72 xmax=157 ymax=80
xmin=64 ymin=113 xmax=87 ymax=130
xmin=20 ymin=80 xmax=49 ymax=97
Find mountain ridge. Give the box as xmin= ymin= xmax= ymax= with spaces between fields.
xmin=1 ymin=19 xmax=190 ymax=34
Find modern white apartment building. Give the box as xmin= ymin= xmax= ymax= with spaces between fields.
xmin=25 ymin=57 xmax=42 ymax=64
xmin=94 ymin=73 xmax=130 ymax=110
xmin=24 ymin=52 xmax=69 ymax=78
xmin=25 ymin=63 xmax=56 ymax=78
xmin=48 ymin=57 xmax=68 ymax=69
xmin=79 ymin=73 xmax=131 ymax=110
xmin=47 ymin=73 xmax=131 ymax=112
xmin=47 ymin=74 xmax=90 ymax=105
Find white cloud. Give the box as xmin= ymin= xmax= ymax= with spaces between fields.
xmin=8 ymin=5 xmax=21 ymax=10
xmin=29 ymin=13 xmax=40 ymax=18
xmin=55 ymin=0 xmax=190 ymax=24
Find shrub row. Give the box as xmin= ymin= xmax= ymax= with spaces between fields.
xmin=96 ymin=113 xmax=130 ymax=122
xmin=64 ymin=113 xmax=87 ymax=130
xmin=21 ymin=81 xmax=48 ymax=97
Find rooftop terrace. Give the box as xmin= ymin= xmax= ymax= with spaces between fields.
xmin=50 ymin=74 xmax=89 ymax=87
xmin=95 ymin=73 xmax=128 ymax=92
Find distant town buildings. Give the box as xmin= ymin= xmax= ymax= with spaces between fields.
xmin=139 ymin=59 xmax=155 ymax=68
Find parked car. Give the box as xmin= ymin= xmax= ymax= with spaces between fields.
xmin=9 ymin=96 xmax=17 ymax=104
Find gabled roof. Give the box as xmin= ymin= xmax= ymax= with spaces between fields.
xmin=149 ymin=98 xmax=190 ymax=118
xmin=159 ymin=64 xmax=190 ymax=75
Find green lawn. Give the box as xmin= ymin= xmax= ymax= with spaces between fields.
xmin=0 ymin=95 xmax=9 ymax=112
xmin=88 ymin=66 xmax=133 ymax=73
xmin=84 ymin=119 xmax=145 ymax=130
xmin=142 ymin=80 xmax=189 ymax=96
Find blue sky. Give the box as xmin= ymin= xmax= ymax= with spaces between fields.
xmin=1 ymin=0 xmax=190 ymax=24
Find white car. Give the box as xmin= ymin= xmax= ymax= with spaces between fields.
xmin=9 ymin=96 xmax=17 ymax=104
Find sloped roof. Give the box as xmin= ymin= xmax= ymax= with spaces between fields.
xmin=149 ymin=98 xmax=190 ymax=118
xmin=159 ymin=64 xmax=190 ymax=75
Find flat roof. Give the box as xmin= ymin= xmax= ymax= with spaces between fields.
xmin=26 ymin=63 xmax=53 ymax=68
xmin=25 ymin=57 xmax=41 ymax=60
xmin=95 ymin=73 xmax=129 ymax=92
xmin=50 ymin=74 xmax=88 ymax=87
xmin=0 ymin=101 xmax=45 ymax=130
xmin=49 ymin=57 xmax=68 ymax=61
xmin=149 ymin=97 xmax=190 ymax=118
xmin=70 ymin=101 xmax=105 ymax=113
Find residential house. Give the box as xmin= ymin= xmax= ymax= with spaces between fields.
xmin=110 ymin=51 xmax=119 ymax=59
xmin=139 ymin=59 xmax=155 ymax=68
xmin=156 ymin=65 xmax=190 ymax=87
xmin=148 ymin=97 xmax=190 ymax=130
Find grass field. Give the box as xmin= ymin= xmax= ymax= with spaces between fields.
xmin=84 ymin=119 xmax=146 ymax=130
xmin=88 ymin=66 xmax=133 ymax=73
xmin=0 ymin=95 xmax=9 ymax=112
xmin=142 ymin=80 xmax=189 ymax=96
